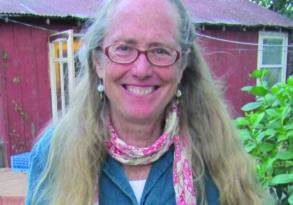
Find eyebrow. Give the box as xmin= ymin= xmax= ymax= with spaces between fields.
xmin=112 ymin=38 xmax=175 ymax=48
xmin=112 ymin=38 xmax=137 ymax=45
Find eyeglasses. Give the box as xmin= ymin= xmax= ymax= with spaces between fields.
xmin=103 ymin=44 xmax=181 ymax=67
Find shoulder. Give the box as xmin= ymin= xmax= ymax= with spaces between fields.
xmin=30 ymin=126 xmax=54 ymax=171
xmin=25 ymin=126 xmax=54 ymax=205
xmin=33 ymin=126 xmax=54 ymax=150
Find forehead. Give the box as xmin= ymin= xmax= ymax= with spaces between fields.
xmin=103 ymin=0 xmax=180 ymax=46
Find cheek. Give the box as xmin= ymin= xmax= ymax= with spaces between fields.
xmin=157 ymin=67 xmax=183 ymax=85
xmin=95 ymin=54 xmax=118 ymax=78
xmin=103 ymin=64 xmax=125 ymax=81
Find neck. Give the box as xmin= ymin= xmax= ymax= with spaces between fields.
xmin=110 ymin=113 xmax=163 ymax=147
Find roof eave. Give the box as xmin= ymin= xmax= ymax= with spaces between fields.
xmin=0 ymin=13 xmax=90 ymax=20
xmin=194 ymin=21 xmax=293 ymax=29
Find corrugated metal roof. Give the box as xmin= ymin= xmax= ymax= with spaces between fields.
xmin=0 ymin=0 xmax=98 ymax=18
xmin=0 ymin=0 xmax=292 ymax=28
xmin=183 ymin=0 xmax=293 ymax=28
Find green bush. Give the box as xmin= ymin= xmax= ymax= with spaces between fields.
xmin=235 ymin=69 xmax=293 ymax=205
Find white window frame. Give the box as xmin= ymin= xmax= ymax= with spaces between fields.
xmin=49 ymin=30 xmax=75 ymax=121
xmin=257 ymin=31 xmax=288 ymax=84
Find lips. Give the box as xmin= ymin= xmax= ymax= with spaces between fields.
xmin=124 ymin=85 xmax=157 ymax=96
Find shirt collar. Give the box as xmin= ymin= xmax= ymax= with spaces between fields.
xmin=101 ymin=146 xmax=174 ymax=201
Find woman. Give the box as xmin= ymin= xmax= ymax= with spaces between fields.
xmin=26 ymin=0 xmax=267 ymax=204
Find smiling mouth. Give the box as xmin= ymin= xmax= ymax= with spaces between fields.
xmin=123 ymin=85 xmax=158 ymax=96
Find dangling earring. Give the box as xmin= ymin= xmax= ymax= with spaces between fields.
xmin=97 ymin=79 xmax=104 ymax=99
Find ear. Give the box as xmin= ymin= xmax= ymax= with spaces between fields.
xmin=177 ymin=49 xmax=190 ymax=83
xmin=176 ymin=60 xmax=188 ymax=83
xmin=176 ymin=66 xmax=185 ymax=84
xmin=94 ymin=55 xmax=105 ymax=79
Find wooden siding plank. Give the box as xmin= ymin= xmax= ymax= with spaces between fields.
xmin=3 ymin=23 xmax=25 ymax=160
xmin=197 ymin=30 xmax=258 ymax=116
xmin=0 ymin=23 xmax=10 ymax=166
xmin=15 ymin=25 xmax=39 ymax=153
xmin=30 ymin=29 xmax=51 ymax=148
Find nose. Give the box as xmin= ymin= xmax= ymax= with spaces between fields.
xmin=131 ymin=53 xmax=153 ymax=79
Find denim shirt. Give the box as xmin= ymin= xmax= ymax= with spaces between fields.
xmin=100 ymin=148 xmax=219 ymax=205
xmin=26 ymin=128 xmax=219 ymax=205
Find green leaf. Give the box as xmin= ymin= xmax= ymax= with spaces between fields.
xmin=286 ymin=131 xmax=293 ymax=139
xmin=271 ymin=85 xmax=279 ymax=94
xmin=261 ymin=157 xmax=276 ymax=175
xmin=267 ymin=121 xmax=280 ymax=130
xmin=270 ymin=174 xmax=293 ymax=185
xmin=241 ymin=101 xmax=262 ymax=112
xmin=286 ymin=161 xmax=293 ymax=167
xmin=244 ymin=143 xmax=256 ymax=153
xmin=250 ymin=69 xmax=269 ymax=79
xmin=238 ymin=129 xmax=251 ymax=141
xmin=263 ymin=129 xmax=276 ymax=137
xmin=288 ymin=192 xmax=293 ymax=205
xmin=287 ymin=76 xmax=293 ymax=86
xmin=246 ymin=112 xmax=258 ymax=124
xmin=241 ymin=86 xmax=253 ymax=92
xmin=250 ymin=70 xmax=263 ymax=78
xmin=264 ymin=94 xmax=277 ymax=107
xmin=282 ymin=106 xmax=291 ymax=121
xmin=275 ymin=151 xmax=293 ymax=160
xmin=258 ymin=143 xmax=275 ymax=153
xmin=272 ymin=99 xmax=280 ymax=107
xmin=261 ymin=69 xmax=269 ymax=78
xmin=235 ymin=117 xmax=249 ymax=127
xmin=284 ymin=124 xmax=293 ymax=131
xmin=266 ymin=109 xmax=279 ymax=118
xmin=252 ymin=112 xmax=265 ymax=128
xmin=256 ymin=131 xmax=265 ymax=142
xmin=277 ymin=134 xmax=288 ymax=142
xmin=251 ymin=86 xmax=268 ymax=96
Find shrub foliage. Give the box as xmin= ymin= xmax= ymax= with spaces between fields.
xmin=235 ymin=69 xmax=293 ymax=204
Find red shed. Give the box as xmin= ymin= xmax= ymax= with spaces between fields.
xmin=0 ymin=0 xmax=292 ymax=167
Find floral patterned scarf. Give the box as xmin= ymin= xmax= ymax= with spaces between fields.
xmin=104 ymin=103 xmax=197 ymax=205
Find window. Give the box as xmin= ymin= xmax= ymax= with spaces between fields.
xmin=257 ymin=32 xmax=288 ymax=87
xmin=49 ymin=30 xmax=81 ymax=121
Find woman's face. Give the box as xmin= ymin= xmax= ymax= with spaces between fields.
xmin=96 ymin=0 xmax=185 ymax=123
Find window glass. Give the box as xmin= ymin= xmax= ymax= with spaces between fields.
xmin=263 ymin=67 xmax=282 ymax=88
xmin=62 ymin=41 xmax=68 ymax=58
xmin=63 ymin=62 xmax=69 ymax=107
xmin=55 ymin=62 xmax=62 ymax=111
xmin=262 ymin=38 xmax=283 ymax=65
xmin=258 ymin=32 xmax=288 ymax=88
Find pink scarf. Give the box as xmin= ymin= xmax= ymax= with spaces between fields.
xmin=104 ymin=103 xmax=197 ymax=205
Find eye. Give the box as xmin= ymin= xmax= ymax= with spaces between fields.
xmin=151 ymin=47 xmax=171 ymax=56
xmin=114 ymin=44 xmax=133 ymax=52
xmin=110 ymin=44 xmax=136 ymax=57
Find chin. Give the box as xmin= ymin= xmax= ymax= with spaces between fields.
xmin=124 ymin=107 xmax=164 ymax=122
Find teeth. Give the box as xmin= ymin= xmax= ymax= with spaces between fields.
xmin=126 ymin=86 xmax=154 ymax=96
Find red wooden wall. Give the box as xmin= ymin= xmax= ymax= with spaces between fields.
xmin=0 ymin=23 xmax=51 ymax=166
xmin=197 ymin=29 xmax=257 ymax=116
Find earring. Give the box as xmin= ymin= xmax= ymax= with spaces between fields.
xmin=97 ymin=83 xmax=104 ymax=92
xmin=176 ymin=88 xmax=182 ymax=98
xmin=97 ymin=80 xmax=104 ymax=99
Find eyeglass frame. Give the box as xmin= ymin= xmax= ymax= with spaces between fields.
xmin=99 ymin=44 xmax=181 ymax=67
